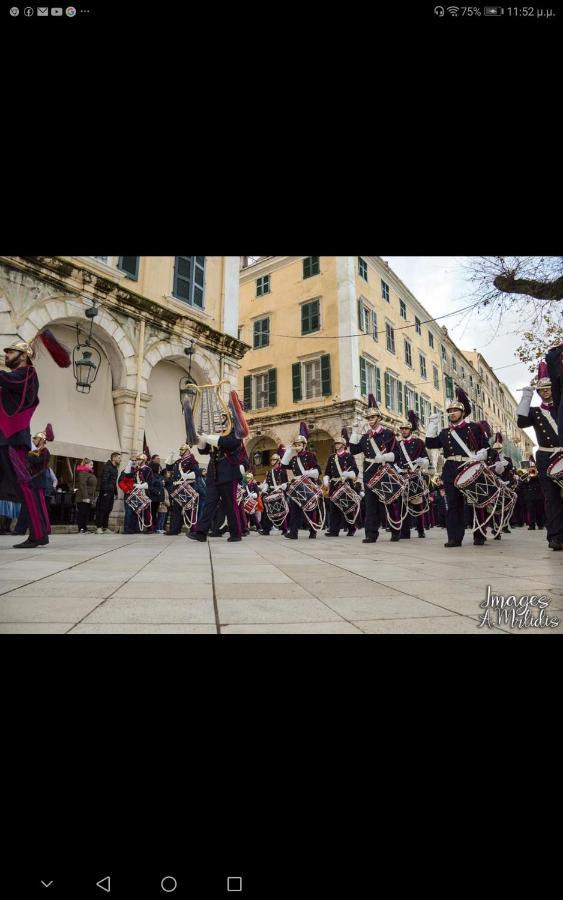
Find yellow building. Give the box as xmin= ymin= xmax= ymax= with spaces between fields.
xmin=0 ymin=255 xmax=247 ymax=525
xmin=239 ymin=256 xmax=533 ymax=476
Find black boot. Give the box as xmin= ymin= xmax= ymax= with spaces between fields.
xmin=390 ymin=533 xmax=400 ymax=542
xmin=12 ymin=537 xmax=46 ymax=549
xmin=444 ymin=540 xmax=462 ymax=547
xmin=362 ymin=536 xmax=377 ymax=544
xmin=187 ymin=532 xmax=207 ymax=542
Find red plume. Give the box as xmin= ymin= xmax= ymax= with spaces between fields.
xmin=35 ymin=329 xmax=71 ymax=368
xmin=299 ymin=421 xmax=310 ymax=440
xmin=537 ymin=360 xmax=549 ymax=380
xmin=44 ymin=423 xmax=54 ymax=441
xmin=367 ymin=393 xmax=378 ymax=409
xmin=229 ymin=391 xmax=249 ymax=439
xmin=455 ymin=386 xmax=472 ymax=418
xmin=341 ymin=427 xmax=349 ymax=445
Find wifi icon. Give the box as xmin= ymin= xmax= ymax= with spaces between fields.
xmin=447 ymin=5 xmax=460 ymax=13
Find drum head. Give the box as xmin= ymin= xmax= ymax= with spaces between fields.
xmin=454 ymin=461 xmax=481 ymax=488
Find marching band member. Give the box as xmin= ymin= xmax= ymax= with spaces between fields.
xmin=349 ymin=395 xmax=396 ymax=544
xmin=1 ymin=332 xmax=70 ymax=549
xmin=487 ymin=431 xmax=515 ymax=540
xmin=128 ymin=453 xmax=153 ymax=533
xmin=516 ymin=360 xmax=563 ymax=550
xmin=188 ymin=393 xmax=248 ymax=543
xmin=425 ymin=387 xmax=489 ymax=548
xmin=394 ymin=410 xmax=430 ymax=540
xmin=167 ymin=443 xmax=202 ymax=535
xmin=258 ymin=450 xmax=289 ymax=535
xmin=323 ymin=430 xmax=359 ymax=537
xmin=240 ymin=470 xmax=259 ymax=536
xmin=281 ymin=423 xmax=320 ymax=539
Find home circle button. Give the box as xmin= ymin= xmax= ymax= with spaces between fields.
xmin=161 ymin=876 xmax=178 ymax=893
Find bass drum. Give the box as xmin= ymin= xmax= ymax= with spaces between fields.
xmin=454 ymin=461 xmax=501 ymax=508
xmin=547 ymin=451 xmax=563 ymax=489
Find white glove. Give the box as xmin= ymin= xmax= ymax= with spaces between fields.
xmin=360 ymin=491 xmax=365 ymax=498
xmin=281 ymin=447 xmax=296 ymax=465
xmin=415 ymin=457 xmax=429 ymax=469
xmin=124 ymin=460 xmax=133 ymax=474
xmin=185 ymin=471 xmax=196 ymax=481
xmin=201 ymin=434 xmax=220 ymax=448
xmin=425 ymin=413 xmax=441 ymax=439
xmin=343 ymin=470 xmax=356 ymax=480
xmin=239 ymin=465 xmax=246 ymax=476
xmin=323 ymin=475 xmax=330 ymax=488
xmin=260 ymin=483 xmax=269 ymax=494
xmin=494 ymin=462 xmax=504 ymax=475
xmin=475 ymin=449 xmax=488 ymax=462
xmin=139 ymin=482 xmax=149 ymax=489
xmin=381 ymin=453 xmax=395 ymax=463
xmin=251 ymin=492 xmax=257 ymax=499
xmin=350 ymin=431 xmax=361 ymax=445
xmin=516 ymin=386 xmax=534 ymax=417
xmin=166 ymin=451 xmax=175 ymax=466
xmin=281 ymin=482 xmax=288 ymax=491
xmin=304 ymin=468 xmax=319 ymax=478
xmin=196 ymin=435 xmax=207 ymax=450
xmin=83 ymin=498 xmax=91 ymax=504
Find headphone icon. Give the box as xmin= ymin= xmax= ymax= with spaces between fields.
xmin=434 ymin=5 xmax=445 ymax=14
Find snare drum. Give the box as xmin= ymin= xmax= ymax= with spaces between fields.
xmin=330 ymin=481 xmax=361 ymax=524
xmin=405 ymin=470 xmax=427 ymax=504
xmin=547 ymin=451 xmax=563 ymax=489
xmin=454 ymin=460 xmax=501 ymax=508
xmin=243 ymin=495 xmax=258 ymax=514
xmin=366 ymin=464 xmax=405 ymax=505
xmin=171 ymin=482 xmax=199 ymax=511
xmin=286 ymin=476 xmax=322 ymax=512
xmin=263 ymin=489 xmax=289 ymax=526
xmin=125 ymin=489 xmax=151 ymax=514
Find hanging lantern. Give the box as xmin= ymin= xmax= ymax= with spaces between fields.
xmin=253 ymin=451 xmax=263 ymax=466
xmin=73 ymin=308 xmax=101 ymax=394
xmin=179 ymin=375 xmax=197 ymax=411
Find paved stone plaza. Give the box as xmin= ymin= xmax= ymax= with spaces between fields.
xmin=0 ymin=528 xmax=561 ymax=634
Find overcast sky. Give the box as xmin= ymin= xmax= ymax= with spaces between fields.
xmin=385 ymin=256 xmax=539 ymax=448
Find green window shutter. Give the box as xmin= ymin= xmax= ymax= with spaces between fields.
xmin=301 ymin=304 xmax=310 ymax=335
xmin=244 ymin=375 xmax=252 ymax=411
xmin=384 ymin=372 xmax=390 ymax=409
xmin=415 ymin=392 xmax=420 ymax=416
xmin=376 ymin=367 xmax=382 ymax=403
xmin=292 ymin=363 xmax=302 ymax=402
xmin=359 ymin=356 xmax=367 ymax=395
xmin=321 ymin=354 xmax=331 ymax=396
xmin=268 ymin=368 xmax=277 ymax=407
xmin=398 ymin=380 xmax=403 ymax=415
xmin=358 ymin=300 xmax=363 ymax=332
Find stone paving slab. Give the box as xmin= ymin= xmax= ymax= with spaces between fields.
xmin=0 ymin=529 xmax=560 ymax=634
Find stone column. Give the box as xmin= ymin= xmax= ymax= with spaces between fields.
xmin=111 ymin=388 xmax=152 ymax=529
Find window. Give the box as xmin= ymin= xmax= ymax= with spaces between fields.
xmin=433 ymin=364 xmax=439 ymax=391
xmin=359 ymin=357 xmax=381 ymax=402
xmin=358 ymin=257 xmax=368 ymax=281
xmin=371 ymin=309 xmax=378 ymax=342
xmin=441 ymin=344 xmax=447 ymax=362
xmin=381 ymin=279 xmax=390 ymax=302
xmin=292 ymin=355 xmax=331 ymax=401
xmin=445 ymin=375 xmax=454 ymax=401
xmin=428 ymin=331 xmax=434 ymax=349
xmin=415 ymin=316 xmax=422 ymax=336
xmin=173 ymin=256 xmax=205 ymax=309
xmin=452 ymin=357 xmax=457 ymax=372
xmin=433 ymin=405 xmax=444 ymax=428
xmin=405 ymin=385 xmax=416 ymax=413
xmin=404 ymin=340 xmax=413 ymax=367
xmin=420 ymin=397 xmax=432 ymax=427
xmin=419 ymin=354 xmax=427 ymax=379
xmin=303 ymin=256 xmax=320 ymax=279
xmin=117 ymin=256 xmax=139 ymax=280
xmin=253 ymin=317 xmax=270 ymax=349
xmin=384 ymin=372 xmax=403 ymax=413
xmin=399 ymin=299 xmax=407 ymax=320
xmin=244 ymin=369 xmax=277 ymax=411
xmin=461 ymin=367 xmax=465 ymax=380
xmin=238 ymin=326 xmax=244 ymax=341
xmin=358 ymin=300 xmax=371 ymax=333
xmin=91 ymin=256 xmax=109 ymax=263
xmin=386 ymin=323 xmax=395 ymax=354
xmin=256 ymin=274 xmax=270 ymax=296
xmin=301 ymin=298 xmax=320 ymax=335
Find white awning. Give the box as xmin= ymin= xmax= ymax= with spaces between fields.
xmin=31 ymin=325 xmax=121 ymax=462
xmin=145 ymin=361 xmax=189 ymax=461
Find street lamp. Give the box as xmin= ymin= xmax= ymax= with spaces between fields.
xmin=73 ymin=302 xmax=101 ymax=394
xmin=179 ymin=339 xmax=197 ymax=410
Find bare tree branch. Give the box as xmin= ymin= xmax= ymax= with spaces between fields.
xmin=493 ymin=273 xmax=563 ymax=302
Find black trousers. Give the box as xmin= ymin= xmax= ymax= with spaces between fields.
xmin=363 ymin=484 xmax=384 ymax=539
xmin=76 ymin=501 xmax=91 ymax=531
xmin=196 ymin=480 xmax=241 ymax=538
xmin=288 ymin=501 xmax=315 ymax=537
xmin=95 ymin=492 xmax=114 ymax=529
xmin=538 ymin=475 xmax=563 ymax=541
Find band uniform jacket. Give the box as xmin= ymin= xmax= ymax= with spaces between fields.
xmin=396 ymin=437 xmax=428 ymax=472
xmin=282 ymin=449 xmax=319 ymax=480
xmin=349 ymin=427 xmax=397 ymax=485
xmin=265 ymin=464 xmax=289 ymax=491
xmin=426 ymin=421 xmax=488 ymax=483
xmin=172 ymin=453 xmax=201 ymax=484
xmin=200 ymin=435 xmax=244 ymax=485
xmin=324 ymin=450 xmax=359 ymax=497
xmin=517 ymin=405 xmax=559 ymax=476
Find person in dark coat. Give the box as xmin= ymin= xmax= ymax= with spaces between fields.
xmin=258 ymin=450 xmax=289 ymax=535
xmin=323 ymin=432 xmax=359 ymax=537
xmin=75 ymin=458 xmax=97 ymax=533
xmin=95 ymin=452 xmax=121 ymax=533
xmin=394 ymin=410 xmax=430 ymax=540
xmin=425 ymin=387 xmax=490 ymax=547
xmin=0 ymin=333 xmax=70 ymax=548
xmin=167 ymin=443 xmax=202 ymax=535
xmin=281 ymin=424 xmax=321 ymax=540
xmin=349 ymin=396 xmax=397 ymax=544
xmin=187 ymin=395 xmax=249 ymax=543
xmin=522 ymin=467 xmax=546 ymax=530
xmin=516 ymin=360 xmax=563 ymax=550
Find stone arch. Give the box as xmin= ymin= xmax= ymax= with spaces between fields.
xmin=307 ymin=427 xmax=336 ymax=472
xmin=142 ymin=339 xmax=221 ymax=392
xmin=16 ymin=295 xmax=130 ymax=390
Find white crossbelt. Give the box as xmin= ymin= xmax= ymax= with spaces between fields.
xmin=450 ymin=429 xmax=476 ymax=459
xmin=537 ymin=446 xmax=563 ymax=454
xmin=445 ymin=455 xmax=469 ymax=462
